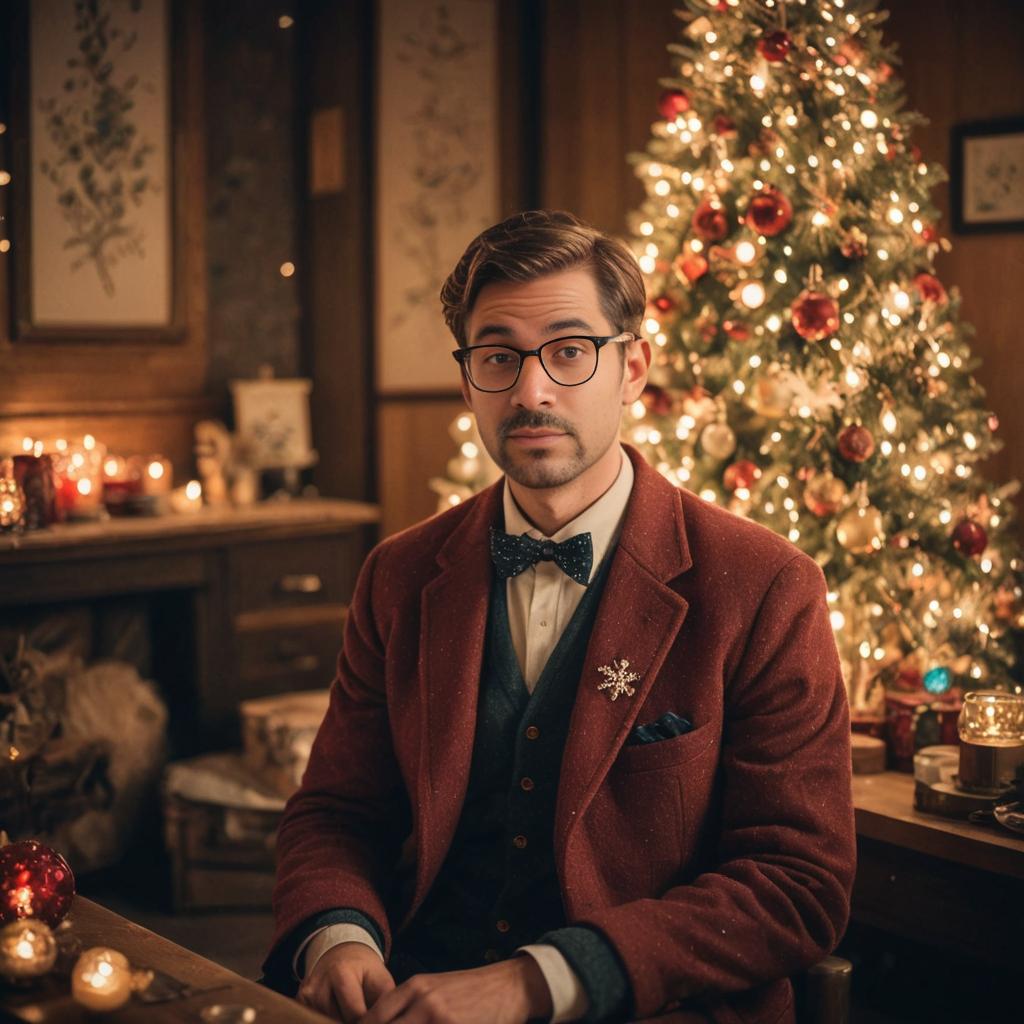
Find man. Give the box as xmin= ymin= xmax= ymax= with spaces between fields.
xmin=264 ymin=211 xmax=856 ymax=1024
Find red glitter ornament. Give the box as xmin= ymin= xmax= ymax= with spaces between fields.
xmin=712 ymin=114 xmax=737 ymax=138
xmin=641 ymin=384 xmax=675 ymax=417
xmin=723 ymin=460 xmax=762 ymax=492
xmin=746 ymin=187 xmax=793 ymax=236
xmin=952 ymin=519 xmax=987 ymax=558
xmin=652 ymin=294 xmax=677 ymax=314
xmin=0 ymin=840 xmax=75 ymax=927
xmin=838 ymin=424 xmax=876 ymax=463
xmin=722 ymin=319 xmax=751 ymax=342
xmin=791 ymin=290 xmax=839 ymax=342
xmin=757 ymin=30 xmax=791 ymax=63
xmin=691 ymin=198 xmax=729 ymax=242
xmin=914 ymin=272 xmax=948 ymax=305
xmin=674 ymin=253 xmax=708 ymax=284
xmin=658 ymin=89 xmax=690 ymax=120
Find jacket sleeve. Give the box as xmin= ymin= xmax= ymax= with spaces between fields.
xmin=573 ymin=553 xmax=856 ymax=1019
xmin=263 ymin=541 xmax=412 ymax=989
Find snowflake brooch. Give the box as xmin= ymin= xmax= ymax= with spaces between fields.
xmin=596 ymin=659 xmax=640 ymax=702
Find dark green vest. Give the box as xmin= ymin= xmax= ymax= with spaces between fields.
xmin=398 ymin=554 xmax=614 ymax=972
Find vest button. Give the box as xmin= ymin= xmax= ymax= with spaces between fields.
xmin=520 ymin=776 xmax=535 ymax=791
xmin=496 ymin=919 xmax=510 ymax=933
xmin=525 ymin=726 xmax=540 ymax=740
xmin=513 ymin=834 xmax=527 ymax=849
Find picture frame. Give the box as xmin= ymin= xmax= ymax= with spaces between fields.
xmin=951 ymin=117 xmax=1024 ymax=234
xmin=4 ymin=0 xmax=188 ymax=343
xmin=230 ymin=376 xmax=318 ymax=471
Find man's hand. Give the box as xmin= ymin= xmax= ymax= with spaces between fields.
xmin=297 ymin=941 xmax=396 ymax=1023
xmin=359 ymin=955 xmax=554 ymax=1024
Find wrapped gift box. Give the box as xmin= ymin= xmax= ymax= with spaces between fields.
xmin=240 ymin=689 xmax=330 ymax=799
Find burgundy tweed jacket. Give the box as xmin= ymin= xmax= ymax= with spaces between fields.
xmin=269 ymin=444 xmax=856 ymax=1024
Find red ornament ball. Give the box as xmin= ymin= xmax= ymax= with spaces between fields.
xmin=722 ymin=319 xmax=751 ymax=342
xmin=838 ymin=424 xmax=876 ymax=463
xmin=691 ymin=198 xmax=729 ymax=242
xmin=658 ymin=89 xmax=690 ymax=121
xmin=652 ymin=294 xmax=677 ymax=314
xmin=914 ymin=272 xmax=948 ymax=305
xmin=713 ymin=114 xmax=737 ymax=138
xmin=952 ymin=519 xmax=987 ymax=558
xmin=746 ymin=187 xmax=793 ymax=237
xmin=757 ymin=30 xmax=791 ymax=63
xmin=791 ymin=290 xmax=840 ymax=342
xmin=0 ymin=841 xmax=75 ymax=927
xmin=641 ymin=384 xmax=675 ymax=417
xmin=674 ymin=252 xmax=708 ymax=284
xmin=723 ymin=460 xmax=762 ymax=492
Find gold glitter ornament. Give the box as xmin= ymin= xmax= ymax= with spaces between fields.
xmin=836 ymin=504 xmax=885 ymax=553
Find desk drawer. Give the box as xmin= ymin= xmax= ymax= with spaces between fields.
xmin=231 ymin=535 xmax=354 ymax=612
xmin=236 ymin=613 xmax=345 ymax=694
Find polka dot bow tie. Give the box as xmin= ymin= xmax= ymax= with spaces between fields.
xmin=489 ymin=527 xmax=593 ymax=585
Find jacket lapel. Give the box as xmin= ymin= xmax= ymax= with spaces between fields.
xmin=554 ymin=447 xmax=693 ymax=868
xmin=406 ymin=480 xmax=502 ymax=921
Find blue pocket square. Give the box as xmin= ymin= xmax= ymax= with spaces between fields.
xmin=626 ymin=711 xmax=693 ymax=746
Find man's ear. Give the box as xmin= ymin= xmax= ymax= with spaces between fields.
xmin=621 ymin=337 xmax=652 ymax=403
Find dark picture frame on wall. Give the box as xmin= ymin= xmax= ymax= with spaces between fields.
xmin=951 ymin=117 xmax=1024 ymax=234
xmin=3 ymin=0 xmax=190 ymax=344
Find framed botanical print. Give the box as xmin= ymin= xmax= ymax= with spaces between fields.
xmin=5 ymin=0 xmax=188 ymax=342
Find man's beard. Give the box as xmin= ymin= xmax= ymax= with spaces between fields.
xmin=494 ymin=410 xmax=588 ymax=489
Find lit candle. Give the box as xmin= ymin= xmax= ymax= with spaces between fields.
xmin=170 ymin=479 xmax=203 ymax=514
xmin=102 ymin=455 xmax=144 ymax=516
xmin=71 ymin=947 xmax=133 ymax=1011
xmin=0 ymin=919 xmax=57 ymax=980
xmin=143 ymin=455 xmax=173 ymax=496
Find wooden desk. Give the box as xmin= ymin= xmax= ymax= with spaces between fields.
xmin=0 ymin=500 xmax=378 ymax=751
xmin=851 ymin=772 xmax=1024 ymax=968
xmin=0 ymin=897 xmax=328 ymax=1022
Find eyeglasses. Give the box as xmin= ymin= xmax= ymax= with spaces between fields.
xmin=452 ymin=333 xmax=634 ymax=393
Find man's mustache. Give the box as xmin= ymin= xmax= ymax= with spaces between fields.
xmin=498 ymin=411 xmax=578 ymax=442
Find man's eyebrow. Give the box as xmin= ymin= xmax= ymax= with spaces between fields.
xmin=471 ymin=318 xmax=596 ymax=344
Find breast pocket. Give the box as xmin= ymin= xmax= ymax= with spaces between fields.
xmin=613 ymin=720 xmax=716 ymax=774
xmin=585 ymin=722 xmax=719 ymax=895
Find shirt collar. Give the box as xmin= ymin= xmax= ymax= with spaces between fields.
xmin=501 ymin=445 xmax=634 ymax=584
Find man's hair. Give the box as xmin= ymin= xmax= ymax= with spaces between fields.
xmin=440 ymin=210 xmax=646 ymax=347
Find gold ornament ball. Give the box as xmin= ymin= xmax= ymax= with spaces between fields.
xmin=749 ymin=373 xmax=792 ymax=419
xmin=699 ymin=422 xmax=737 ymax=461
xmin=836 ymin=504 xmax=885 ymax=554
xmin=803 ymin=472 xmax=848 ymax=518
xmin=0 ymin=919 xmax=57 ymax=980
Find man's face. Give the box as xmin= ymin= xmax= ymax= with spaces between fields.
xmin=460 ymin=267 xmax=650 ymax=491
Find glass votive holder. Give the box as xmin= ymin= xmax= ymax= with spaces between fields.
xmin=0 ymin=919 xmax=57 ymax=981
xmin=102 ymin=455 xmax=145 ymax=516
xmin=957 ymin=690 xmax=1024 ymax=794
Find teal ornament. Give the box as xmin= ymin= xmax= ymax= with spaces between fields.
xmin=923 ymin=666 xmax=951 ymax=694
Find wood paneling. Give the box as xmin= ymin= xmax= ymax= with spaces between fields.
xmin=886 ymin=0 xmax=1024 ymax=513
xmin=298 ymin=0 xmax=376 ymax=503
xmin=378 ymin=398 xmax=468 ymax=537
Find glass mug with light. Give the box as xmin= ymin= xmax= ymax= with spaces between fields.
xmin=452 ymin=333 xmax=634 ymax=392
xmin=956 ymin=690 xmax=1024 ymax=794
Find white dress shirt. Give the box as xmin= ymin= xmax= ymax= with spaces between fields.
xmin=300 ymin=447 xmax=635 ymax=1023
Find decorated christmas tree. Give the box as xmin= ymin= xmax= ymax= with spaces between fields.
xmin=434 ymin=0 xmax=1024 ymax=715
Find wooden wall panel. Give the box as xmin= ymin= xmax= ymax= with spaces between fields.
xmin=886 ymin=1 xmax=1024 ymax=513
xmin=378 ymin=399 xmax=468 ymax=538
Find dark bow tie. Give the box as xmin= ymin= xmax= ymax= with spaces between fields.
xmin=489 ymin=527 xmax=593 ymax=585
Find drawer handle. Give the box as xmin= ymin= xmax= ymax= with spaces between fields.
xmin=273 ymin=651 xmax=320 ymax=672
xmin=277 ymin=573 xmax=323 ymax=594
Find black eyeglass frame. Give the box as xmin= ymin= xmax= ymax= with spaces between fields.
xmin=452 ymin=332 xmax=635 ymax=393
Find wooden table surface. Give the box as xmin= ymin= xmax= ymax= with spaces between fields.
xmin=852 ymin=770 xmax=1024 ymax=878
xmin=0 ymin=897 xmax=329 ymax=1023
